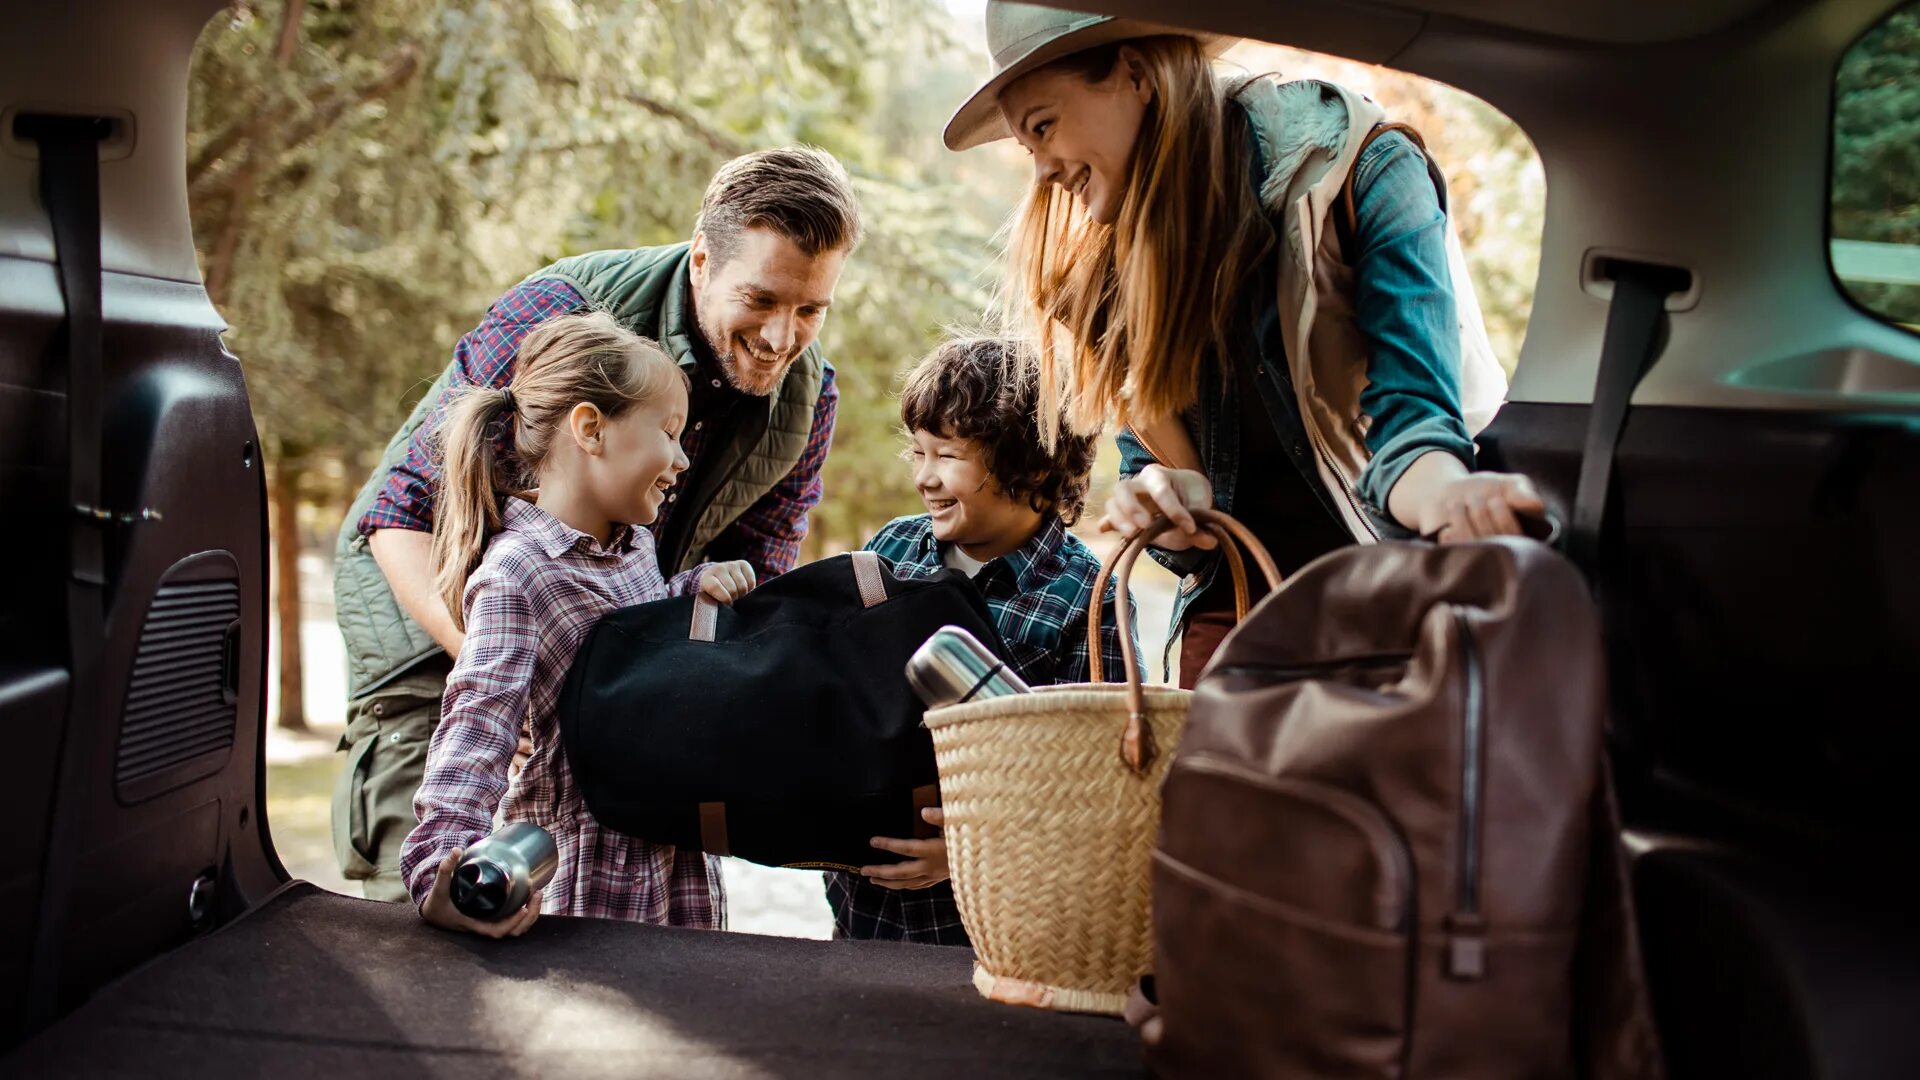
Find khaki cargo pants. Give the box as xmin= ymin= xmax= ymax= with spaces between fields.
xmin=331 ymin=660 xmax=450 ymax=902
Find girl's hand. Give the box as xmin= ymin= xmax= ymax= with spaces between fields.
xmin=511 ymin=726 xmax=533 ymax=775
xmin=699 ymin=560 xmax=757 ymax=603
xmin=859 ymin=807 xmax=950 ymax=890
xmin=1097 ymin=465 xmax=1218 ymax=551
xmin=419 ymin=848 xmax=542 ymax=938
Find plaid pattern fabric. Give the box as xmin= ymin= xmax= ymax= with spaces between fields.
xmin=360 ymin=276 xmax=838 ymax=583
xmin=400 ymin=498 xmax=726 ymax=926
xmin=825 ymin=513 xmax=1140 ymax=945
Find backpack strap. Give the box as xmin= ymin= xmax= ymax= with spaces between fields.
xmin=1336 ymin=121 xmax=1447 ymax=262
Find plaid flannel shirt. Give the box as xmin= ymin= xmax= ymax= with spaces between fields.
xmin=359 ymin=277 xmax=837 ymax=583
xmin=825 ymin=513 xmax=1140 ymax=945
xmin=400 ymin=498 xmax=725 ymax=925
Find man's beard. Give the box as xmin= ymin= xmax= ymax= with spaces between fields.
xmin=700 ymin=319 xmax=793 ymax=397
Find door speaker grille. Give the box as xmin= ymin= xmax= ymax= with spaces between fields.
xmin=116 ymin=573 xmax=241 ymax=799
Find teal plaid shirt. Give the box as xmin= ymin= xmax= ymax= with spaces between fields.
xmin=826 ymin=512 xmax=1141 ymax=946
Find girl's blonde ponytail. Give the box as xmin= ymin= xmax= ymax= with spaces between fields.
xmin=431 ymin=387 xmax=515 ymax=631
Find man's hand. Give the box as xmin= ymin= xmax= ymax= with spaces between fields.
xmin=699 ymin=560 xmax=757 ymax=603
xmin=367 ymin=527 xmax=466 ymax=657
xmin=418 ymin=848 xmax=542 ymax=938
xmin=859 ymin=807 xmax=950 ymax=891
xmin=1096 ymin=465 xmax=1218 ymax=551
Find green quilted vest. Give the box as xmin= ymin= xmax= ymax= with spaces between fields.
xmin=332 ymin=243 xmax=828 ymax=697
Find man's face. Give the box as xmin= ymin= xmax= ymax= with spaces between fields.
xmin=688 ymin=225 xmax=847 ymax=397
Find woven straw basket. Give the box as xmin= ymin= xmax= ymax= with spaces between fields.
xmin=923 ymin=510 xmax=1280 ymax=1015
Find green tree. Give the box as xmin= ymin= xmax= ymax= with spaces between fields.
xmin=189 ymin=0 xmax=1010 ymax=726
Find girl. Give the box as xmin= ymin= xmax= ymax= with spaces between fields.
xmin=399 ymin=311 xmax=757 ymax=937
xmin=947 ymin=3 xmax=1546 ymax=683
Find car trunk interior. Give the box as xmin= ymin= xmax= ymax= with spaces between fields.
xmin=2 ymin=0 xmax=1917 ymax=1075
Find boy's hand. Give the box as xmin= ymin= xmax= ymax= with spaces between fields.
xmin=419 ymin=847 xmax=542 ymax=938
xmin=1098 ymin=465 xmax=1218 ymax=551
xmin=699 ymin=560 xmax=757 ymax=604
xmin=860 ymin=807 xmax=949 ymax=890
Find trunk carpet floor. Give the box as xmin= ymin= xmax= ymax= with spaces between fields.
xmin=6 ymin=882 xmax=1145 ymax=1078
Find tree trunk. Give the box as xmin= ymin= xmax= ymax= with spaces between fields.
xmin=204 ymin=0 xmax=306 ymax=307
xmin=272 ymin=461 xmax=308 ymax=733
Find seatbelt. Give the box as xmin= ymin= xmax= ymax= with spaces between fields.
xmin=1566 ymin=259 xmax=1689 ymax=778
xmin=21 ymin=112 xmax=113 ymax=1029
xmin=1567 ymin=261 xmax=1689 ymax=572
xmin=25 ymin=115 xmax=114 ymax=601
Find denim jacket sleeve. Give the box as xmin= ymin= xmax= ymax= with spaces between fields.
xmin=1114 ymin=426 xmax=1212 ymax=578
xmin=1347 ymin=130 xmax=1476 ymax=521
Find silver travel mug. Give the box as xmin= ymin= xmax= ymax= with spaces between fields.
xmin=906 ymin=625 xmax=1030 ymax=708
xmin=450 ymin=822 xmax=558 ymax=921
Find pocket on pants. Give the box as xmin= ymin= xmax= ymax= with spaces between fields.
xmin=331 ymin=730 xmax=382 ymax=881
xmin=332 ymin=682 xmax=441 ymax=883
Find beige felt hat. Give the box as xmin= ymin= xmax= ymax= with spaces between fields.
xmin=944 ymin=2 xmax=1235 ymax=152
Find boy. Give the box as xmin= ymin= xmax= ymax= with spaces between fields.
xmin=826 ymin=335 xmax=1141 ymax=946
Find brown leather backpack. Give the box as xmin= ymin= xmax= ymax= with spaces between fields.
xmin=1130 ymin=533 xmax=1663 ymax=1078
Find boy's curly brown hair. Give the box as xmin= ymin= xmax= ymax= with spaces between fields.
xmin=899 ymin=336 xmax=1099 ymax=524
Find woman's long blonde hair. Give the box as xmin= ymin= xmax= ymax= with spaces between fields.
xmin=431 ymin=311 xmax=685 ymax=629
xmin=1001 ymin=36 xmax=1272 ymax=447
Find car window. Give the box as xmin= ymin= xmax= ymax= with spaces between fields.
xmin=1831 ymin=1 xmax=1920 ymax=333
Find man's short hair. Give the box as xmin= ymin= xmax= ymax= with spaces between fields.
xmin=899 ymin=336 xmax=1098 ymax=524
xmin=696 ymin=146 xmax=864 ymax=266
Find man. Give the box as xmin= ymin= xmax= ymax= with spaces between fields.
xmin=330 ymin=147 xmax=861 ymax=900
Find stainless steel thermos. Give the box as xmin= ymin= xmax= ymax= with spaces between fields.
xmin=906 ymin=625 xmax=1030 ymax=708
xmin=451 ymin=822 xmax=558 ymax=921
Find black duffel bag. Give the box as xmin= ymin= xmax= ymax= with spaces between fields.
xmin=557 ymin=550 xmax=1011 ymax=871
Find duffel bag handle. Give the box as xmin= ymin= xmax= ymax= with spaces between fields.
xmin=689 ymin=549 xmax=888 ymax=641
xmin=1089 ymin=508 xmax=1282 ymax=774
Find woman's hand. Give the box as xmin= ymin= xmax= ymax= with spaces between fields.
xmin=419 ymin=848 xmax=542 ymax=938
xmin=1097 ymin=465 xmax=1219 ymax=551
xmin=859 ymin=807 xmax=950 ymax=891
xmin=1391 ymin=451 xmax=1546 ymax=541
xmin=1424 ymin=472 xmax=1546 ymax=542
xmin=699 ymin=560 xmax=757 ymax=603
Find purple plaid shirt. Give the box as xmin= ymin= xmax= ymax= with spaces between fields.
xmin=360 ymin=276 xmax=837 ymax=582
xmin=400 ymin=498 xmax=725 ymax=925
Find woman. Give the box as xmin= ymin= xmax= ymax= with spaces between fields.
xmin=947 ymin=2 xmax=1545 ymax=684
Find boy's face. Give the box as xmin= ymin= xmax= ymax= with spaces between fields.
xmin=909 ymin=428 xmax=1042 ymax=558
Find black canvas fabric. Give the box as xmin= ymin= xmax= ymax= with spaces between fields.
xmin=558 ymin=552 xmax=1010 ymax=870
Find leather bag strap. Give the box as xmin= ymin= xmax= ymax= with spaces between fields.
xmin=1089 ymin=508 xmax=1281 ymax=774
xmin=688 ymin=550 xmax=886 ymax=641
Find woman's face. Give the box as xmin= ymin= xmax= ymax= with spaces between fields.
xmin=998 ymin=48 xmax=1153 ymax=226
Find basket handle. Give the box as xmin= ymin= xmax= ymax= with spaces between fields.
xmin=1088 ymin=508 xmax=1282 ymax=774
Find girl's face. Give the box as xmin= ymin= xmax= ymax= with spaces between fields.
xmin=585 ymin=379 xmax=691 ymax=528
xmin=998 ymin=48 xmax=1153 ymax=226
xmin=909 ymin=428 xmax=1041 ymax=558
